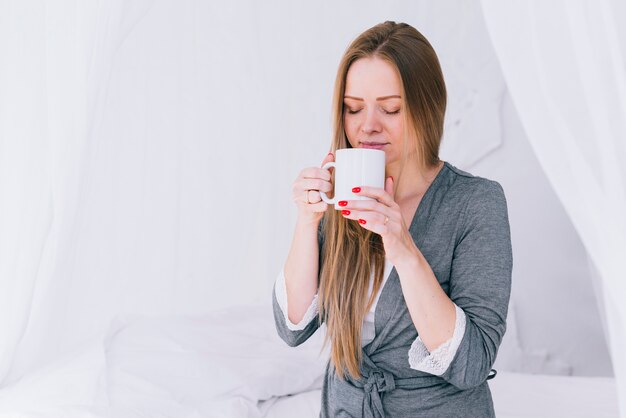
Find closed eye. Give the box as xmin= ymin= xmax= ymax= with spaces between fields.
xmin=344 ymin=106 xmax=399 ymax=115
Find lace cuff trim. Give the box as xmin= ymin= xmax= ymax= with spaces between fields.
xmin=274 ymin=270 xmax=319 ymax=331
xmin=408 ymin=303 xmax=466 ymax=375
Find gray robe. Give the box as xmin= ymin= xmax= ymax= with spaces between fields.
xmin=272 ymin=162 xmax=513 ymax=417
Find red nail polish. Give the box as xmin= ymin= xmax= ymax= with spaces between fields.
xmin=358 ymin=219 xmax=366 ymax=225
xmin=341 ymin=210 xmax=350 ymax=215
xmin=338 ymin=201 xmax=348 ymax=207
xmin=352 ymin=187 xmax=361 ymax=193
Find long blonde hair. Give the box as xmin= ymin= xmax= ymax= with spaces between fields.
xmin=318 ymin=21 xmax=447 ymax=380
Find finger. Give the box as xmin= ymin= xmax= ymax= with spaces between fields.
xmin=350 ymin=185 xmax=396 ymax=207
xmin=306 ymin=151 xmax=335 ymax=181
xmin=307 ymin=200 xmax=328 ymax=212
xmin=385 ymin=176 xmax=394 ymax=199
xmin=295 ymin=178 xmax=333 ymax=193
xmin=339 ymin=208 xmax=363 ymax=222
xmin=293 ymin=190 xmax=324 ymax=206
xmin=306 ymin=190 xmax=323 ymax=204
xmin=320 ymin=151 xmax=334 ymax=167
xmin=338 ymin=199 xmax=394 ymax=217
xmin=340 ymin=209 xmax=386 ymax=224
xmin=341 ymin=210 xmax=388 ymax=235
xmin=300 ymin=166 xmax=332 ymax=181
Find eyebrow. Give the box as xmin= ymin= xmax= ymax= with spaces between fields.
xmin=344 ymin=95 xmax=401 ymax=101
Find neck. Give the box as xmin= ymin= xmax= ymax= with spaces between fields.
xmin=386 ymin=159 xmax=444 ymax=202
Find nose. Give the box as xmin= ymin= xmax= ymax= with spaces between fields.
xmin=361 ymin=108 xmax=382 ymax=135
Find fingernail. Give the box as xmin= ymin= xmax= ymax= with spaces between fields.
xmin=341 ymin=210 xmax=350 ymax=216
xmin=390 ymin=176 xmax=394 ymax=181
xmin=358 ymin=219 xmax=366 ymax=225
xmin=352 ymin=187 xmax=361 ymax=193
xmin=338 ymin=201 xmax=348 ymax=207
xmin=328 ymin=152 xmax=333 ymax=156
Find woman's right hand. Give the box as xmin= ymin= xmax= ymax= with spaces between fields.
xmin=292 ymin=152 xmax=335 ymax=224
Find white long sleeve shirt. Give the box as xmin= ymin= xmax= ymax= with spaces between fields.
xmin=274 ymin=258 xmax=467 ymax=376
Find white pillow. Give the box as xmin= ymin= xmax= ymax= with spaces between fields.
xmin=104 ymin=303 xmax=328 ymax=416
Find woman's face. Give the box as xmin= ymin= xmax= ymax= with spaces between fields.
xmin=343 ymin=57 xmax=406 ymax=166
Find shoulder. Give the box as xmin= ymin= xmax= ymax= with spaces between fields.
xmin=440 ymin=164 xmax=512 ymax=264
xmin=442 ymin=162 xmax=507 ymax=212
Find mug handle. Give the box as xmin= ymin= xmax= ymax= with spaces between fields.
xmin=319 ymin=161 xmax=336 ymax=205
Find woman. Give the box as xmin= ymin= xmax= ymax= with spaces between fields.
xmin=272 ymin=21 xmax=512 ymax=417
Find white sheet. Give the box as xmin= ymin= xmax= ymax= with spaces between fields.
xmin=0 ymin=305 xmax=617 ymax=418
xmin=0 ymin=304 xmax=328 ymax=418
xmin=261 ymin=372 xmax=619 ymax=418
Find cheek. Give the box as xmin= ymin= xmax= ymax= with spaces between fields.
xmin=344 ymin=117 xmax=358 ymax=138
xmin=389 ymin=121 xmax=404 ymax=141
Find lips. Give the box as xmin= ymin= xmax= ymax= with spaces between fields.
xmin=360 ymin=141 xmax=389 ymax=149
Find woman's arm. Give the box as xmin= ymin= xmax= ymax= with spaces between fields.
xmin=273 ymin=152 xmax=334 ymax=346
xmin=283 ymin=217 xmax=323 ymax=324
xmin=282 ymin=152 xmax=333 ymax=322
xmin=272 ymin=217 xmax=325 ymax=347
xmin=395 ymin=250 xmax=457 ymax=352
xmin=400 ymin=180 xmax=513 ymax=389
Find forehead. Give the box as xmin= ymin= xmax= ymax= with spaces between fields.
xmin=345 ymin=57 xmax=402 ymax=96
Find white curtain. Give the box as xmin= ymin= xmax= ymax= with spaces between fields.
xmin=481 ymin=1 xmax=626 ymax=416
xmin=0 ymin=0 xmax=157 ymax=385
xmin=1 ymin=0 xmax=311 ymax=387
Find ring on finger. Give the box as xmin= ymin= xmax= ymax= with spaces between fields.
xmin=310 ymin=190 xmax=322 ymax=204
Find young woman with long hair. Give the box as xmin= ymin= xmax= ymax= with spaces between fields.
xmin=273 ymin=21 xmax=512 ymax=417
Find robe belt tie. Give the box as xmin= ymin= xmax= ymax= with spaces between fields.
xmin=349 ymin=370 xmax=442 ymax=418
xmin=365 ymin=369 xmax=396 ymax=393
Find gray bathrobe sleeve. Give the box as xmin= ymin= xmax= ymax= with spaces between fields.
xmin=271 ymin=219 xmax=325 ymax=347
xmin=439 ymin=180 xmax=513 ymax=390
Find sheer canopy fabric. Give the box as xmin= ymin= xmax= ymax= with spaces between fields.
xmin=481 ymin=1 xmax=626 ymax=416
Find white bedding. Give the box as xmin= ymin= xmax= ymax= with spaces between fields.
xmin=261 ymin=371 xmax=619 ymax=418
xmin=0 ymin=304 xmax=618 ymax=417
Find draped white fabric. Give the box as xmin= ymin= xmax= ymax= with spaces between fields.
xmin=481 ymin=1 xmax=626 ymax=416
xmin=0 ymin=0 xmax=159 ymax=386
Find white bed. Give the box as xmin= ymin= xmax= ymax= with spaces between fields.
xmin=260 ymin=372 xmax=619 ymax=418
xmin=0 ymin=305 xmax=618 ymax=417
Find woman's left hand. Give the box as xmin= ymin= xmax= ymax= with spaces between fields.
xmin=338 ymin=177 xmax=419 ymax=266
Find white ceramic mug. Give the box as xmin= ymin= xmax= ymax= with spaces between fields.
xmin=320 ymin=148 xmax=386 ymax=210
